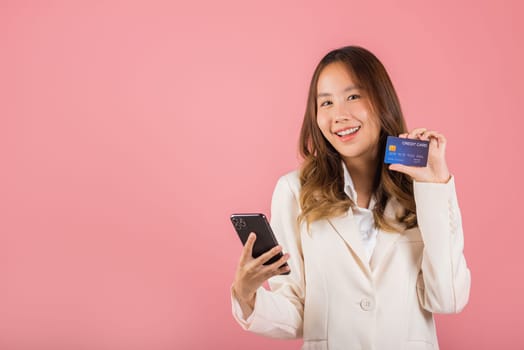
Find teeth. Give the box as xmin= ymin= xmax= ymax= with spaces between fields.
xmin=336 ymin=126 xmax=360 ymax=136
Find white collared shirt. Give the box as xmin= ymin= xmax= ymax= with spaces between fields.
xmin=342 ymin=162 xmax=379 ymax=264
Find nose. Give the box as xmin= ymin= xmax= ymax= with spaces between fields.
xmin=335 ymin=114 xmax=350 ymax=123
xmin=334 ymin=105 xmax=351 ymax=123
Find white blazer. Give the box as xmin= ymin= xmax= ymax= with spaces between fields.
xmin=232 ymin=170 xmax=471 ymax=350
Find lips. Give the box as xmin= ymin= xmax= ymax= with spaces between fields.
xmin=334 ymin=126 xmax=361 ymax=137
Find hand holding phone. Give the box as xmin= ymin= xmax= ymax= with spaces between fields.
xmin=231 ymin=213 xmax=291 ymax=308
xmin=231 ymin=213 xmax=290 ymax=273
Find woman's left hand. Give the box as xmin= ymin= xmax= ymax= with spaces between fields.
xmin=389 ymin=128 xmax=451 ymax=183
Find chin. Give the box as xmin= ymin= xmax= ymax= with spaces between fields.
xmin=340 ymin=150 xmax=376 ymax=163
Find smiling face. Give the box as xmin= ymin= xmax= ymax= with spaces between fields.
xmin=316 ymin=61 xmax=382 ymax=167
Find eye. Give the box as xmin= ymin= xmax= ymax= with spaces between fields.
xmin=347 ymin=94 xmax=361 ymax=101
xmin=319 ymin=100 xmax=332 ymax=107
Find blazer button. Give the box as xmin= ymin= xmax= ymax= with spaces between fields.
xmin=360 ymin=298 xmax=374 ymax=311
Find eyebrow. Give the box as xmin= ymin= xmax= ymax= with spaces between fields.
xmin=317 ymin=85 xmax=360 ymax=98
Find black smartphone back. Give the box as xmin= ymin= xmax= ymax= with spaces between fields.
xmin=230 ymin=213 xmax=289 ymax=274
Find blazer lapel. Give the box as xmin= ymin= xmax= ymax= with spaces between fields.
xmin=327 ymin=209 xmax=371 ymax=275
xmin=369 ymin=230 xmax=401 ymax=272
xmin=369 ymin=197 xmax=406 ymax=272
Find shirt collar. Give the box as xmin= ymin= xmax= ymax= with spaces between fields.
xmin=342 ymin=161 xmax=376 ymax=210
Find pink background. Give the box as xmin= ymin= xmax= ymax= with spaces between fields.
xmin=1 ymin=1 xmax=523 ymax=349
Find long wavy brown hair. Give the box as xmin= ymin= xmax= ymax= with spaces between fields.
xmin=298 ymin=46 xmax=417 ymax=231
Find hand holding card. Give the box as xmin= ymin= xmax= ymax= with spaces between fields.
xmin=387 ymin=128 xmax=451 ymax=184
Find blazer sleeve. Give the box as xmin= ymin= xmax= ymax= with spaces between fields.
xmin=413 ymin=175 xmax=471 ymax=313
xmin=231 ymin=174 xmax=305 ymax=338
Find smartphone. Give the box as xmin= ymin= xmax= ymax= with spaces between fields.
xmin=230 ymin=213 xmax=290 ymax=275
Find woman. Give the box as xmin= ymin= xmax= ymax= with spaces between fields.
xmin=231 ymin=46 xmax=471 ymax=350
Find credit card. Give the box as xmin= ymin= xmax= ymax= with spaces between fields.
xmin=384 ymin=136 xmax=429 ymax=167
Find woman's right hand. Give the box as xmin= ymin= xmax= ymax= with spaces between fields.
xmin=232 ymin=232 xmax=291 ymax=310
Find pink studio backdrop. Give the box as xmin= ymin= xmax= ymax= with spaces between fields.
xmin=1 ymin=1 xmax=523 ymax=349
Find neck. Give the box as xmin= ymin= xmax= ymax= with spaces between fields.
xmin=343 ymin=156 xmax=378 ymax=208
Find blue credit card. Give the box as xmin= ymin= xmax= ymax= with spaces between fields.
xmin=384 ymin=136 xmax=429 ymax=167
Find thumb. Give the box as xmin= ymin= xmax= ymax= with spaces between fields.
xmin=240 ymin=233 xmax=257 ymax=262
xmin=389 ymin=163 xmax=417 ymax=178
